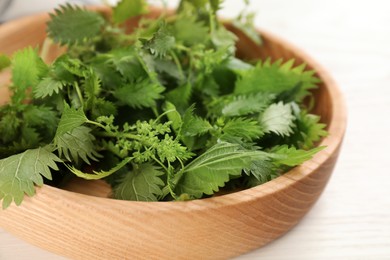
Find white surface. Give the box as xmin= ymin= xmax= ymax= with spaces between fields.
xmin=1 ymin=0 xmax=390 ymax=259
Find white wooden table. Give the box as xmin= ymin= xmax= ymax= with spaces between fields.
xmin=1 ymin=0 xmax=390 ymax=259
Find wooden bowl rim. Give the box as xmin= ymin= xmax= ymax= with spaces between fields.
xmin=0 ymin=9 xmax=347 ymax=212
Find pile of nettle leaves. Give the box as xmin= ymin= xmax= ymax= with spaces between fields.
xmin=0 ymin=0 xmax=327 ymax=209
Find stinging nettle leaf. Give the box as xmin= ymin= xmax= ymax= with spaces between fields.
xmin=55 ymin=126 xmax=101 ymax=165
xmin=181 ymin=106 xmax=212 ymax=137
xmin=163 ymin=101 xmax=182 ymax=132
xmin=114 ymin=79 xmax=165 ymax=109
xmin=141 ymin=22 xmax=176 ymax=58
xmin=286 ymin=110 xmax=328 ymax=150
xmin=55 ymin=103 xmax=88 ymax=137
xmin=173 ymin=15 xmax=209 ymax=45
xmin=11 ymin=47 xmax=47 ymax=93
xmin=174 ymin=142 xmax=268 ymax=199
xmin=260 ymin=102 xmax=295 ymax=137
xmin=91 ymin=98 xmax=118 ymax=119
xmin=112 ymin=0 xmax=148 ymax=24
xmin=34 ymin=77 xmax=65 ymax=99
xmin=82 ymin=69 xmax=101 ymax=110
xmin=244 ymin=160 xmax=275 ymax=184
xmin=222 ymin=93 xmax=272 ymax=116
xmin=113 ymin=163 xmax=164 ymax=201
xmin=222 ymin=118 xmax=264 ymax=142
xmin=0 ymin=146 xmax=62 ymax=209
xmin=0 ymin=111 xmax=21 ymax=144
xmin=234 ymin=59 xmax=320 ymax=101
xmin=47 ymin=4 xmax=105 ymax=45
xmin=298 ymin=112 xmax=328 ymax=149
xmin=106 ymin=47 xmax=147 ymax=81
xmin=165 ymin=82 xmax=192 ymax=112
xmin=269 ymin=145 xmax=325 ymax=167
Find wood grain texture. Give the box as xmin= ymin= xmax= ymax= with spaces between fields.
xmin=0 ymin=6 xmax=346 ymax=260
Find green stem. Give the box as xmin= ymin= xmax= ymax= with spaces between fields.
xmin=175 ymin=44 xmax=191 ymax=52
xmin=209 ymin=12 xmax=216 ymax=35
xmin=167 ymin=165 xmax=179 ymax=200
xmin=177 ymin=157 xmax=185 ymax=171
xmin=40 ymin=38 xmax=52 ymax=63
xmin=73 ymin=82 xmax=84 ymax=108
xmin=153 ymin=108 xmax=176 ymax=123
xmin=151 ymin=155 xmax=169 ymax=173
xmin=93 ymin=128 xmax=143 ymax=141
xmin=86 ymin=120 xmax=106 ymax=130
xmin=169 ymin=50 xmax=185 ymax=81
xmin=87 ymin=120 xmax=143 ymax=141
xmin=160 ymin=185 xmax=170 ymax=200
xmin=152 ymin=107 xmax=159 ymax=118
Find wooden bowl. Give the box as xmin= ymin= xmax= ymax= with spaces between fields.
xmin=0 ymin=8 xmax=346 ymax=260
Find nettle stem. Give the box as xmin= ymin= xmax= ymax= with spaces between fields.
xmin=39 ymin=38 xmax=52 ymax=63
xmin=92 ymin=127 xmax=142 ymax=141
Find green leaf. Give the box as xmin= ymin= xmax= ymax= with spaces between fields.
xmin=297 ymin=112 xmax=328 ymax=149
xmin=181 ymin=106 xmax=212 ymax=137
xmin=113 ymin=163 xmax=164 ymax=201
xmin=209 ymin=0 xmax=223 ymax=13
xmin=285 ymin=110 xmax=328 ymax=150
xmin=152 ymin=58 xmax=184 ymax=82
xmin=90 ymin=56 xmax=123 ymax=88
xmin=60 ymin=56 xmax=85 ymax=77
xmin=66 ymin=157 xmax=132 ymax=180
xmin=11 ymin=47 xmax=47 ymax=96
xmin=173 ymin=15 xmax=209 ymax=45
xmin=165 ymin=82 xmax=192 ymax=112
xmin=260 ymin=102 xmax=295 ymax=137
xmin=53 ymin=55 xmax=80 ymax=82
xmin=55 ymin=103 xmax=88 ymax=137
xmin=141 ymin=22 xmax=176 ymax=58
xmin=23 ymin=105 xmax=58 ymax=127
xmin=179 ymin=0 xmax=222 ymax=14
xmin=211 ymin=26 xmax=237 ymax=53
xmin=20 ymin=127 xmax=41 ymax=148
xmin=106 ymin=47 xmax=147 ymax=81
xmin=47 ymin=4 xmax=105 ymax=45
xmin=55 ymin=126 xmax=101 ymax=164
xmin=82 ymin=69 xmax=101 ymax=110
xmin=114 ymin=79 xmax=165 ymax=109
xmin=91 ymin=98 xmax=117 ymax=119
xmin=0 ymin=146 xmax=62 ymax=209
xmin=234 ymin=59 xmax=320 ymax=101
xmin=112 ymin=0 xmax=148 ymax=24
xmin=23 ymin=105 xmax=59 ymax=140
xmin=163 ymin=101 xmax=182 ymax=132
xmin=33 ymin=77 xmax=65 ymax=98
xmin=174 ymin=142 xmax=267 ymax=198
xmin=192 ymin=46 xmax=230 ymax=75
xmin=0 ymin=110 xmax=21 ymax=144
xmin=270 ymin=145 xmax=325 ymax=167
xmin=222 ymin=93 xmax=273 ymax=116
xmin=222 ymin=118 xmax=263 ymax=141
xmin=0 ymin=53 xmax=10 ymax=72
xmin=244 ymin=160 xmax=275 ymax=184
xmin=208 ymin=92 xmax=275 ymax=117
